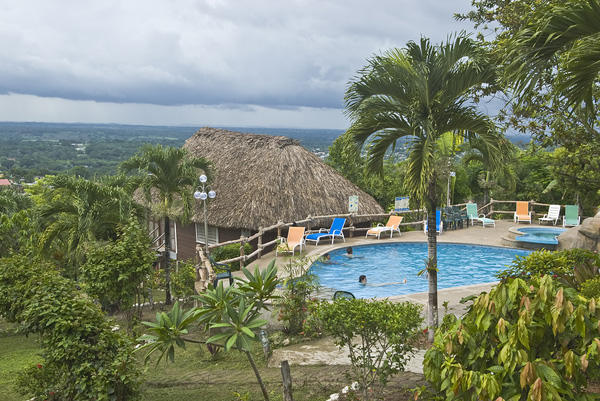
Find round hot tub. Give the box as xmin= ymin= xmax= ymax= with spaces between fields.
xmin=509 ymin=226 xmax=567 ymax=250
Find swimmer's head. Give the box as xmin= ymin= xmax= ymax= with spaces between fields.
xmin=347 ymin=247 xmax=353 ymax=254
xmin=358 ymin=275 xmax=367 ymax=284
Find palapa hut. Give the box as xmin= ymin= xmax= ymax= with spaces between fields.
xmin=170 ymin=127 xmax=385 ymax=261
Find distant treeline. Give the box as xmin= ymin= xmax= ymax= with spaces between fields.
xmin=0 ymin=122 xmax=343 ymax=182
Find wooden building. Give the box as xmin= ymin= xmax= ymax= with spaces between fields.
xmin=159 ymin=127 xmax=385 ymax=263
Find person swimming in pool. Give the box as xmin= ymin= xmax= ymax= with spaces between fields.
xmin=319 ymin=253 xmax=331 ymax=263
xmin=358 ymin=274 xmax=407 ymax=286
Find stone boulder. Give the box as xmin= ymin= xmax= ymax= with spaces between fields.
xmin=557 ymin=212 xmax=600 ymax=252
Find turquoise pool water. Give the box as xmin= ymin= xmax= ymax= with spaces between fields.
xmin=309 ymin=243 xmax=532 ymax=299
xmin=515 ymin=227 xmax=566 ymax=245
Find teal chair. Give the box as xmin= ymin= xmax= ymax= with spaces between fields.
xmin=208 ymin=254 xmax=234 ymax=287
xmin=333 ymin=291 xmax=356 ymax=300
xmin=305 ymin=218 xmax=346 ymax=245
xmin=563 ymin=205 xmax=581 ymax=227
xmin=466 ymin=203 xmax=495 ymax=227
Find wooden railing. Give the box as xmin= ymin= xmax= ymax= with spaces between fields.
xmin=206 ymin=210 xmax=426 ymax=269
xmin=203 ymin=199 xmax=585 ymax=269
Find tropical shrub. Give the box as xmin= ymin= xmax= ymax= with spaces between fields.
xmin=80 ymin=220 xmax=155 ymax=323
xmin=211 ymin=243 xmax=253 ymax=271
xmin=137 ymin=260 xmax=281 ymax=401
xmin=496 ymin=248 xmax=600 ymax=287
xmin=0 ymin=254 xmax=143 ymax=400
xmin=423 ymin=274 xmax=600 ymax=400
xmin=275 ymin=256 xmax=320 ymax=335
xmin=581 ymin=276 xmax=600 ymax=300
xmin=306 ymin=298 xmax=423 ymax=400
xmin=171 ymin=260 xmax=196 ymax=301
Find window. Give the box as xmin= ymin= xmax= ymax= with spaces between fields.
xmin=195 ymin=223 xmax=219 ymax=246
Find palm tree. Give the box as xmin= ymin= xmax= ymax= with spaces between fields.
xmin=119 ymin=144 xmax=213 ymax=305
xmin=508 ymin=0 xmax=600 ymax=116
xmin=38 ymin=175 xmax=140 ymax=270
xmin=462 ymin=136 xmax=517 ymax=206
xmin=344 ymin=34 xmax=503 ymax=341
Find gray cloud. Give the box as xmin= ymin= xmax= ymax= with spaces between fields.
xmin=0 ymin=0 xmax=474 ymax=112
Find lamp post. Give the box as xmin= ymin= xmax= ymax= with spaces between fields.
xmin=194 ymin=175 xmax=215 ymax=255
xmin=447 ymin=171 xmax=456 ymax=206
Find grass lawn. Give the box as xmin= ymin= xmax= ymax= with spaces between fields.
xmin=0 ymin=329 xmax=40 ymax=401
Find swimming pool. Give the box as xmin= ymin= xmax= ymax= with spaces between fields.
xmin=309 ymin=243 xmax=532 ymax=299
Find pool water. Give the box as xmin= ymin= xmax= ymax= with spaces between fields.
xmin=515 ymin=227 xmax=566 ymax=244
xmin=309 ymin=243 xmax=532 ymax=299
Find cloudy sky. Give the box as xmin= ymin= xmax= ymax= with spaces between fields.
xmin=0 ymin=0 xmax=477 ymax=129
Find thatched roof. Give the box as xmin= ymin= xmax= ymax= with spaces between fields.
xmin=184 ymin=127 xmax=385 ymax=230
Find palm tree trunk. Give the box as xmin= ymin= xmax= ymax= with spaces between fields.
xmin=164 ymin=216 xmax=172 ymax=305
xmin=426 ymin=180 xmax=438 ymax=343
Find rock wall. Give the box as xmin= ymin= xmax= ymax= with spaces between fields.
xmin=557 ymin=212 xmax=600 ymax=252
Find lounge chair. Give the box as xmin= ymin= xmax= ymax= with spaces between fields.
xmin=424 ymin=210 xmax=443 ymax=235
xmin=466 ymin=203 xmax=495 ymax=227
xmin=563 ymin=204 xmax=581 ymax=227
xmin=276 ymin=226 xmax=306 ymax=256
xmin=365 ymin=215 xmax=403 ymax=239
xmin=514 ymin=201 xmax=532 ymax=224
xmin=208 ymin=254 xmax=234 ymax=287
xmin=538 ymin=204 xmax=561 ymax=225
xmin=305 ymin=218 xmax=346 ymax=245
xmin=333 ymin=290 xmax=356 ymax=300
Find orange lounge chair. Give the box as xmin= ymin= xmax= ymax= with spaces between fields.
xmin=514 ymin=201 xmax=532 ymax=224
xmin=276 ymin=226 xmax=306 ymax=256
xmin=365 ymin=215 xmax=403 ymax=239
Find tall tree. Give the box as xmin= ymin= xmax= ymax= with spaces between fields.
xmin=344 ymin=34 xmax=502 ymax=341
xmin=37 ymin=175 xmax=140 ymax=272
xmin=119 ymin=144 xmax=213 ymax=305
xmin=462 ymin=136 xmax=517 ymax=206
xmin=507 ymin=0 xmax=600 ymax=117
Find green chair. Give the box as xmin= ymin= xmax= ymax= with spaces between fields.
xmin=466 ymin=203 xmax=495 ymax=227
xmin=208 ymin=254 xmax=234 ymax=287
xmin=563 ymin=205 xmax=581 ymax=227
xmin=333 ymin=291 xmax=355 ymax=300
xmin=450 ymin=205 xmax=469 ymax=228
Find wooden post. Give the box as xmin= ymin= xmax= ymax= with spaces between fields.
xmin=257 ymin=228 xmax=263 ymax=259
xmin=489 ymin=198 xmax=494 ymax=216
xmin=240 ymin=237 xmax=246 ymax=271
xmin=281 ymin=360 xmax=294 ymax=401
xmin=307 ymin=216 xmax=312 ymax=233
xmin=348 ymin=214 xmax=354 ymax=238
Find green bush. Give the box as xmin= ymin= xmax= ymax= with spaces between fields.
xmin=211 ymin=243 xmax=253 ymax=271
xmin=496 ymin=248 xmax=600 ymax=285
xmin=306 ymin=298 xmax=423 ymax=400
xmin=423 ymin=275 xmax=600 ymax=400
xmin=0 ymin=254 xmax=143 ymax=400
xmin=171 ymin=260 xmax=196 ymax=301
xmin=581 ymin=276 xmax=600 ymax=299
xmin=80 ymin=220 xmax=155 ymax=318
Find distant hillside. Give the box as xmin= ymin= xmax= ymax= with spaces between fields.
xmin=0 ymin=122 xmax=344 ymax=182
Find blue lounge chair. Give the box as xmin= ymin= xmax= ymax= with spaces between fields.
xmin=424 ymin=210 xmax=443 ymax=235
xmin=466 ymin=203 xmax=495 ymax=227
xmin=563 ymin=205 xmax=581 ymax=227
xmin=305 ymin=218 xmax=346 ymax=245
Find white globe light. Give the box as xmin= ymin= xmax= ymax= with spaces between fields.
xmin=193 ymin=191 xmax=202 ymax=199
xmin=208 ymin=190 xmax=216 ymax=199
xmin=199 ymin=175 xmax=208 ymax=183
xmin=199 ymin=192 xmax=208 ymax=200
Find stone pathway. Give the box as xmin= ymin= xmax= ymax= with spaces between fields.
xmin=268 ymin=336 xmax=427 ymax=373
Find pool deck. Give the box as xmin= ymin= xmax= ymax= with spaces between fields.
xmin=234 ymin=219 xmax=541 ymax=371
xmin=237 ymin=219 xmax=526 ymax=316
